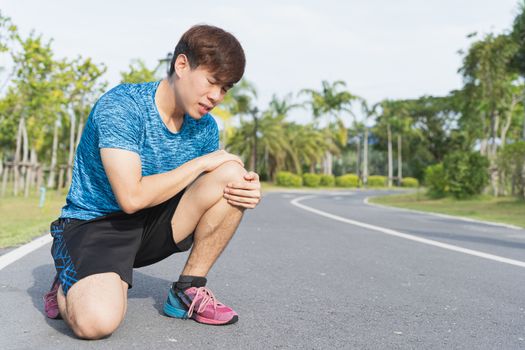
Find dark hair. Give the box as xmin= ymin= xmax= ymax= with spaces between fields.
xmin=169 ymin=25 xmax=246 ymax=86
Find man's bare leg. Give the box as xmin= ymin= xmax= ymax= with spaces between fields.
xmin=56 ymin=273 xmax=128 ymax=340
xmin=54 ymin=162 xmax=246 ymax=337
xmin=170 ymin=161 xmax=247 ymax=276
xmin=183 ymin=197 xmax=243 ymax=276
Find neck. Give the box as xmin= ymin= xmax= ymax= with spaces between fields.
xmin=155 ymin=78 xmax=185 ymax=131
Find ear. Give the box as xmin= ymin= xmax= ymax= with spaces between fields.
xmin=174 ymin=54 xmax=190 ymax=78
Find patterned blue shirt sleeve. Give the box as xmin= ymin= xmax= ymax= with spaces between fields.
xmin=95 ymin=88 xmax=143 ymax=154
xmin=201 ymin=115 xmax=220 ymax=155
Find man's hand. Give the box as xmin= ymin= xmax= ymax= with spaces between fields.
xmin=200 ymin=150 xmax=244 ymax=172
xmin=223 ymin=171 xmax=261 ymax=209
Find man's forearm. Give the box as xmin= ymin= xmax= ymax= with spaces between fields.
xmin=129 ymin=157 xmax=205 ymax=213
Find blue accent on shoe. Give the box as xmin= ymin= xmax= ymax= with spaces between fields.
xmin=163 ymin=288 xmax=189 ymax=319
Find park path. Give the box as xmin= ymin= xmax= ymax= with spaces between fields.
xmin=1 ymin=190 xmax=524 ymax=349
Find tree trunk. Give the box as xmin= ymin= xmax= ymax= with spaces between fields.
xmin=1 ymin=164 xmax=9 ymax=197
xmin=20 ymin=117 xmax=29 ymax=195
xmin=489 ymin=160 xmax=499 ymax=197
xmin=326 ymin=152 xmax=333 ymax=175
xmin=75 ymin=114 xmax=84 ymax=150
xmin=489 ymin=111 xmax=500 ymax=196
xmin=356 ymin=137 xmax=361 ymax=181
xmin=522 ymin=96 xmax=525 ymax=141
xmin=363 ymin=128 xmax=369 ymax=186
xmin=47 ymin=119 xmax=59 ymax=188
xmin=13 ymin=117 xmax=24 ymax=196
xmin=387 ymin=123 xmax=393 ymax=187
xmin=221 ymin=127 xmax=227 ymax=150
xmin=58 ymin=166 xmax=65 ymax=190
xmin=490 ymin=111 xmax=500 ymax=159
xmin=264 ymin=145 xmax=269 ymax=179
xmin=500 ymin=97 xmax=518 ymax=149
xmin=251 ymin=114 xmax=258 ymax=172
xmin=24 ymin=148 xmax=37 ymax=198
xmin=397 ymin=134 xmax=402 ymax=186
xmin=480 ymin=112 xmax=488 ymax=156
xmin=480 ymin=138 xmax=488 ymax=156
xmin=521 ymin=162 xmax=525 ymax=200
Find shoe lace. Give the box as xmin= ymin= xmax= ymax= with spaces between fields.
xmin=187 ymin=287 xmax=218 ymax=318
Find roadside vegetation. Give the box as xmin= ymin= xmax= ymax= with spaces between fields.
xmin=369 ymin=191 xmax=525 ymax=229
xmin=0 ymin=187 xmax=65 ymax=247
xmin=1 ymin=3 xmax=525 ymax=247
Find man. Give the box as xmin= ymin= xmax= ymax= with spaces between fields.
xmin=43 ymin=24 xmax=261 ymax=339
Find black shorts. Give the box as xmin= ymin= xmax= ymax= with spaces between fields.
xmin=50 ymin=190 xmax=193 ymax=296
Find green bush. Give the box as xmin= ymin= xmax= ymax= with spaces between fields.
xmin=401 ymin=177 xmax=419 ymax=188
xmin=443 ymin=151 xmax=489 ymax=199
xmin=424 ymin=163 xmax=446 ymax=198
xmin=302 ymin=173 xmax=321 ymax=187
xmin=319 ymin=174 xmax=335 ymax=187
xmin=367 ymin=175 xmax=386 ymax=187
xmin=336 ymin=174 xmax=359 ymax=187
xmin=276 ymin=171 xmax=303 ymax=187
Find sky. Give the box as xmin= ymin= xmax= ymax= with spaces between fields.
xmin=1 ymin=0 xmax=521 ymax=124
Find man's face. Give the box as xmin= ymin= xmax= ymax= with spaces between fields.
xmin=176 ymin=64 xmax=231 ymax=119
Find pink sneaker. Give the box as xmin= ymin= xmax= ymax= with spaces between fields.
xmin=164 ymin=286 xmax=238 ymax=325
xmin=43 ymin=276 xmax=61 ymax=319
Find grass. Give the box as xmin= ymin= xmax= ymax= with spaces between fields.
xmin=369 ymin=190 xmax=525 ymax=228
xmin=0 ymin=188 xmax=66 ymax=248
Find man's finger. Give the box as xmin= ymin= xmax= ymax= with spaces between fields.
xmin=227 ymin=181 xmax=260 ymax=190
xmin=224 ymin=188 xmax=259 ymax=198
xmin=223 ymin=192 xmax=259 ymax=203
xmin=226 ymin=199 xmax=257 ymax=209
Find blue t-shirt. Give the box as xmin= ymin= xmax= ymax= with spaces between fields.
xmin=60 ymin=81 xmax=219 ymax=220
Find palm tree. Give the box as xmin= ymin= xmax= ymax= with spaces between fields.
xmin=377 ymin=100 xmax=408 ymax=187
xmin=300 ymin=80 xmax=357 ymax=174
xmin=360 ymin=100 xmax=379 ymax=186
xmin=222 ymin=78 xmax=257 ymax=121
xmin=226 ymin=112 xmax=292 ymax=179
xmin=286 ymin=123 xmax=330 ymax=173
xmin=268 ymin=93 xmax=301 ymax=116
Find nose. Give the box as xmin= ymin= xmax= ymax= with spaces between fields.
xmin=208 ymin=85 xmax=222 ymax=104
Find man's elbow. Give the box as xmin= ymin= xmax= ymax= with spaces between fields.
xmin=119 ymin=196 xmax=142 ymax=215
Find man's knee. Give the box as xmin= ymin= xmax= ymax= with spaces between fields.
xmin=68 ymin=306 xmax=123 ymax=340
xmin=64 ymin=273 xmax=126 ymax=340
xmin=209 ymin=161 xmax=247 ymax=185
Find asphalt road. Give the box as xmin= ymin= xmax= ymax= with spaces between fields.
xmin=1 ymin=190 xmax=524 ymax=349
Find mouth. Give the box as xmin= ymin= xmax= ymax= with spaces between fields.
xmin=198 ymin=103 xmax=213 ymax=114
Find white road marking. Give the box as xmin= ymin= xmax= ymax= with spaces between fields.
xmin=0 ymin=234 xmax=52 ymax=271
xmin=291 ymin=195 xmax=525 ymax=269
